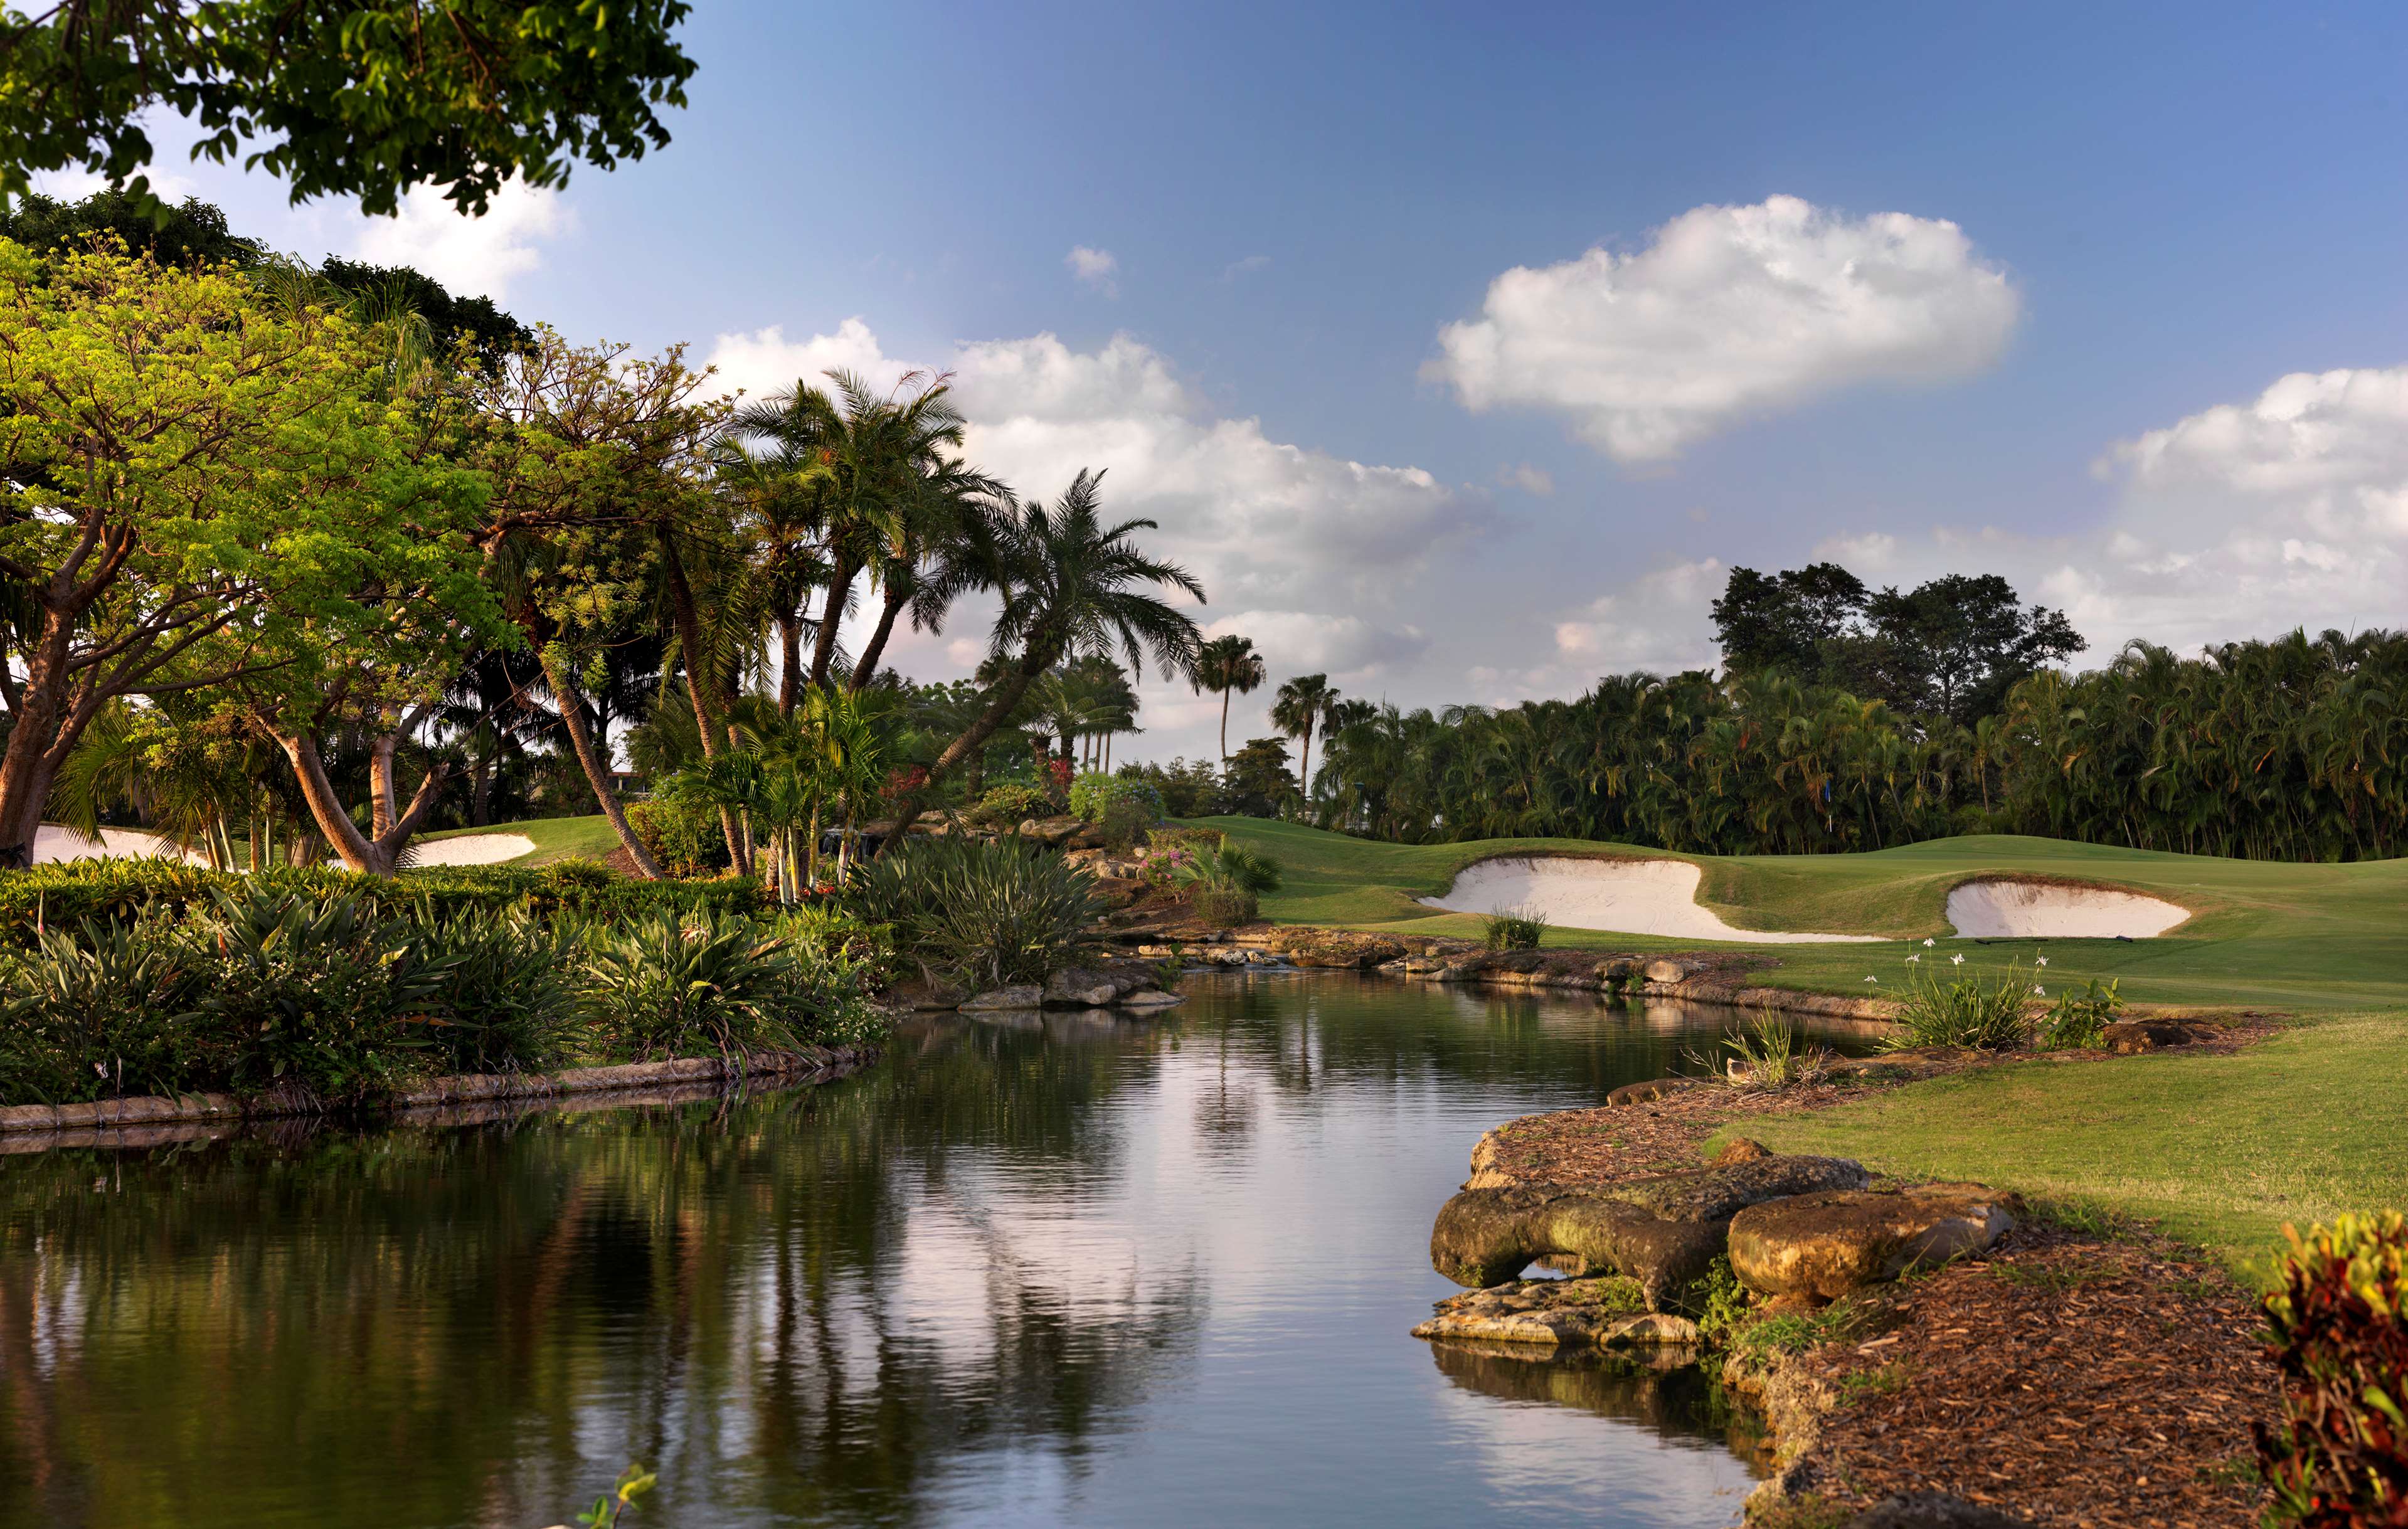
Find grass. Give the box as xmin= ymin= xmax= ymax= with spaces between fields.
xmin=416 ymin=815 xmax=624 ymax=867
xmin=1193 ymin=818 xmax=2408 ymax=1276
xmin=1712 ymin=1014 xmax=2408 ymax=1279
xmin=1194 ymin=818 xmax=2408 ymax=1012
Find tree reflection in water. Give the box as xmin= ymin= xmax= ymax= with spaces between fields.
xmin=0 ymin=975 xmax=1844 ymax=1527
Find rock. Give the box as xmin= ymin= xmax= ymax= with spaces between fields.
xmin=959 ymin=985 xmax=1044 ymax=1011
xmin=1411 ymin=1274 xmax=1647 ymax=1348
xmin=1727 ymin=1182 xmax=2017 ymax=1301
xmin=1117 ymin=987 xmax=1185 ymax=1010
xmin=1272 ymin=931 xmax=1410 ymax=969
xmin=1043 ymin=967 xmax=1120 ymax=1007
xmin=1066 ymin=823 xmax=1108 ymax=850
xmin=1429 ymin=1153 xmax=1870 ymax=1309
xmin=2101 ymin=1017 xmax=2215 ymax=1054
xmin=1016 ymin=815 xmax=1085 ymax=846
xmin=1848 ymin=1494 xmax=2031 ymax=1529
xmin=1600 ymin=1311 xmax=1700 ymax=1346
xmin=1642 ymin=958 xmax=1690 ymax=983
xmin=1595 ymin=957 xmax=1641 ymax=980
xmin=888 ymin=977 xmax=968 ymax=1012
xmin=1606 ymin=1076 xmax=1697 ymax=1107
xmin=1710 ymin=1136 xmax=1774 ymax=1166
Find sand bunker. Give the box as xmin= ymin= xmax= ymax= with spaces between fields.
xmin=33 ymin=825 xmax=211 ymax=866
xmin=1945 ymin=879 xmax=2189 ymax=939
xmin=405 ymin=832 xmax=538 ymax=867
xmin=1419 ymin=857 xmax=1883 ymax=944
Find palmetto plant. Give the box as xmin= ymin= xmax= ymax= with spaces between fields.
xmin=843 ymin=835 xmax=1100 ymax=989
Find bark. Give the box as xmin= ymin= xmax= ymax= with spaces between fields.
xmin=1219 ymin=690 xmax=1231 ymax=764
xmin=849 ymin=583 xmax=910 ymax=694
xmin=276 ymin=728 xmax=448 ymax=877
xmin=777 ymin=614 xmax=804 ymax=718
xmin=0 ymin=610 xmax=78 ymax=869
xmin=536 ymin=645 xmax=666 ymax=879
xmin=659 ymin=533 xmax=751 ymax=875
xmin=808 ymin=551 xmax=858 ymax=690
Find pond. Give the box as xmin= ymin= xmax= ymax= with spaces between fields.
xmin=0 ymin=973 xmax=1870 ymax=1527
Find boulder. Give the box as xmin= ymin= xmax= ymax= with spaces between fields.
xmin=1272 ymin=931 xmax=1408 ymax=969
xmin=1848 ymin=1495 xmax=2030 ymax=1529
xmin=1429 ymin=1153 xmax=1870 ymax=1308
xmin=1727 ymin=1182 xmax=2016 ymax=1301
xmin=1409 ymin=1274 xmax=1646 ymax=1348
xmin=1117 ymin=987 xmax=1185 ymax=1010
xmin=1595 ymin=957 xmax=1641 ymax=981
xmin=1642 ymin=958 xmax=1691 ymax=983
xmin=1600 ymin=1311 xmax=1700 ymax=1346
xmin=2101 ymin=1017 xmax=2215 ymax=1054
xmin=887 ymin=978 xmax=968 ymax=1012
xmin=1709 ymin=1136 xmax=1773 ymax=1166
xmin=959 ymin=985 xmax=1044 ymax=1011
xmin=1606 ymin=1076 xmax=1697 ymax=1108
xmin=1016 ymin=815 xmax=1086 ymax=847
xmin=1043 ymin=967 xmax=1121 ymax=1007
xmin=1066 ymin=823 xmax=1109 ymax=850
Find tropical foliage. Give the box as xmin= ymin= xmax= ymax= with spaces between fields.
xmin=2256 ymin=1211 xmax=2408 ymax=1525
xmin=842 ymin=836 xmax=1100 ymax=989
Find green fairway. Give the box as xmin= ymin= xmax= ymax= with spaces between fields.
xmin=1715 ymin=1013 xmax=2408 ymax=1278
xmin=415 ymin=815 xmax=623 ymax=867
xmin=1199 ymin=818 xmax=2408 ymax=1012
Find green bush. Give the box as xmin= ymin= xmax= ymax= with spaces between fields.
xmin=627 ymin=797 xmax=729 ymax=877
xmin=2036 ymin=975 xmax=2123 ymax=1049
xmin=842 ymin=835 xmax=1099 ymax=989
xmin=2256 ymin=1211 xmax=2408 ymax=1524
xmin=1190 ymin=885 xmax=1258 ymax=927
xmin=1886 ymin=956 xmax=2035 ymax=1050
xmin=1482 ymin=904 xmax=1547 ymax=951
xmin=1170 ymin=841 xmax=1281 ymax=928
xmin=1068 ymin=771 xmax=1164 ymax=825
xmin=968 ymin=781 xmax=1053 ymax=830
xmin=0 ymin=916 xmax=203 ymax=1103
xmin=415 ymin=909 xmax=583 ymax=1076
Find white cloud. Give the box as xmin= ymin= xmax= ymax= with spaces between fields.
xmin=1221 ymin=254 xmax=1271 ymax=282
xmin=1066 ymin=245 xmax=1119 ymax=295
xmin=1549 ymin=558 xmax=1726 ymax=675
xmin=350 ymin=178 xmax=569 ymax=301
xmin=1500 ymin=463 xmax=1555 ymax=496
xmin=701 ymin=319 xmax=917 ymax=401
xmin=1809 ymin=531 xmax=1901 ymax=570
xmin=1204 ymin=610 xmax=1426 ymax=680
xmin=1427 ymin=194 xmax=2018 ymax=463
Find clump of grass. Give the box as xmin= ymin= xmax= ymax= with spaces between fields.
xmin=1482 ymin=904 xmax=1547 ymax=951
xmin=2037 ymin=975 xmax=2124 ymax=1049
xmin=1685 ymin=1010 xmax=1819 ymax=1090
xmin=1886 ymin=955 xmax=2037 ymax=1050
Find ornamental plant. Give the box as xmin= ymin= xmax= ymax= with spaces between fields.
xmin=2256 ymin=1212 xmax=2408 ymax=1525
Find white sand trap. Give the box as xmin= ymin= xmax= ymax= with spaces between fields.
xmin=33 ymin=825 xmax=211 ymax=865
xmin=1946 ymin=879 xmax=2189 ymax=939
xmin=1419 ymin=857 xmax=1883 ymax=944
xmin=404 ymin=832 xmax=538 ymax=867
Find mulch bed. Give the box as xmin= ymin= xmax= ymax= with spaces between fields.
xmin=1465 ymin=1039 xmax=2288 ymax=1527
xmin=1785 ymin=1224 xmax=2279 ymax=1528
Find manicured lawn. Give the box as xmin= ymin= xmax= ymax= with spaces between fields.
xmin=1197 ymin=818 xmax=2408 ymax=1012
xmin=416 ymin=815 xmax=624 ymax=867
xmin=1714 ymin=1014 xmax=2408 ymax=1278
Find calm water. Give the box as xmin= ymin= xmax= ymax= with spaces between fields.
xmin=0 ymin=974 xmax=1844 ymax=1528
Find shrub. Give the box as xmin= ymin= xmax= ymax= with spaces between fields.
xmin=1068 ymin=771 xmax=1164 ymax=825
xmin=1170 ymin=841 xmax=1283 ymax=928
xmin=1191 ymin=885 xmax=1258 ymax=927
xmin=414 ymin=910 xmax=582 ymax=1075
xmin=1117 ymin=758 xmax=1224 ymax=818
xmin=968 ymin=781 xmax=1051 ymax=830
xmin=0 ymin=859 xmax=223 ymax=940
xmin=1694 ymin=1011 xmax=1806 ymax=1089
xmin=627 ymin=798 xmax=731 ymax=877
xmin=1482 ymin=904 xmax=1547 ymax=951
xmin=576 ymin=913 xmax=871 ymax=1062
xmin=842 ymin=835 xmax=1099 ymax=989
xmin=181 ymin=887 xmax=444 ymax=1107
xmin=2035 ymin=975 xmax=2123 ymax=1049
xmin=1886 ymin=956 xmax=2035 ymax=1050
xmin=2256 ymin=1211 xmax=2408 ymax=1525
xmin=0 ymin=915 xmax=203 ymax=1103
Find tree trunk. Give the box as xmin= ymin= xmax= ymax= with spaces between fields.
xmin=849 ymin=583 xmax=909 ymax=694
xmin=0 ymin=608 xmax=80 ymax=869
xmin=809 ymin=551 xmax=859 ymax=690
xmin=1219 ymin=689 xmax=1231 ymax=764
xmin=536 ymin=645 xmax=666 ymax=879
xmin=659 ymin=532 xmax=751 ymax=876
xmin=276 ymin=728 xmax=448 ymax=877
xmin=777 ymin=614 xmax=804 ymax=718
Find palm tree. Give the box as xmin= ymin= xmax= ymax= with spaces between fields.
xmin=878 ymin=470 xmax=1202 ymax=848
xmin=1271 ymin=674 xmax=1336 ymax=808
xmin=1194 ymin=635 xmax=1265 ymax=765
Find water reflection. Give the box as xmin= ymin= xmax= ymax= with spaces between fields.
xmin=0 ymin=975 xmax=1837 ymax=1527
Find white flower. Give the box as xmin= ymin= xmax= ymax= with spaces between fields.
xmin=1923 ymin=938 xmax=1936 ymax=948
xmin=1906 ymin=954 xmax=1921 ymax=963
xmin=1951 ymin=953 xmax=1965 ymax=966
xmin=2035 ymin=956 xmax=2049 ymax=967
xmin=1864 ymin=976 xmax=1879 ymax=984
xmin=2034 ymin=986 xmax=2046 ymax=996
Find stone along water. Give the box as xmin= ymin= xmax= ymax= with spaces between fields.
xmin=0 ymin=974 xmax=1857 ymax=1527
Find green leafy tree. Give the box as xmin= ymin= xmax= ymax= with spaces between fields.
xmin=0 ymin=187 xmax=262 ymax=265
xmin=1194 ymin=633 xmax=1265 ymax=765
xmin=1223 ymin=737 xmax=1296 ymax=818
xmin=0 ymin=0 xmax=698 ymax=215
xmin=0 ymin=237 xmax=492 ymax=869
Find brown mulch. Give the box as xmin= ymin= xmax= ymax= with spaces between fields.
xmin=1785 ymin=1224 xmax=2279 ymax=1528
xmin=1465 ymin=1036 xmax=2291 ymax=1528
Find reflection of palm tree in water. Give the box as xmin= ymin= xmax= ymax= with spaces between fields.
xmin=1192 ymin=1016 xmax=1257 ymax=1155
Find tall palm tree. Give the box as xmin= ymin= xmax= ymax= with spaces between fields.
xmin=1194 ymin=635 xmax=1265 ymax=765
xmin=1271 ymin=674 xmax=1336 ymax=807
xmin=878 ymin=470 xmax=1202 ymax=848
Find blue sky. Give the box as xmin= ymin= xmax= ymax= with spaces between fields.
xmin=60 ymin=3 xmax=2408 ymax=759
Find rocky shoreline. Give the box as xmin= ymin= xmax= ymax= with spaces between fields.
xmin=1416 ymin=1049 xmax=2279 ymax=1526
